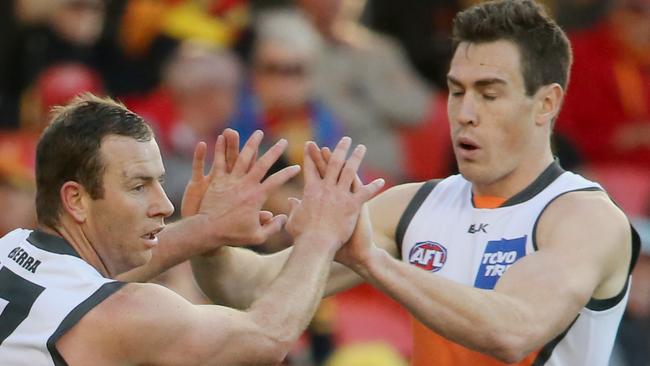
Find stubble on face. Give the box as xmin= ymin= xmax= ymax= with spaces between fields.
xmin=447 ymin=41 xmax=541 ymax=196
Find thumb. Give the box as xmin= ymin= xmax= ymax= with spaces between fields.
xmin=287 ymin=197 xmax=301 ymax=215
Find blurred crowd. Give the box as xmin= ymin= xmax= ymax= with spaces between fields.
xmin=0 ymin=0 xmax=648 ymax=365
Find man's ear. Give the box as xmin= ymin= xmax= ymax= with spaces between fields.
xmin=60 ymin=182 xmax=88 ymax=223
xmin=535 ymin=83 xmax=564 ymax=127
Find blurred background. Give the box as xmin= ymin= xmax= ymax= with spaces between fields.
xmin=0 ymin=0 xmax=648 ymax=364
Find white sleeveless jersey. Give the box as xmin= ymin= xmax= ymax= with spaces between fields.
xmin=397 ymin=162 xmax=640 ymax=366
xmin=0 ymin=229 xmax=125 ymax=366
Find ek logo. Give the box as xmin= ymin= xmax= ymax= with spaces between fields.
xmin=468 ymin=223 xmax=489 ymax=234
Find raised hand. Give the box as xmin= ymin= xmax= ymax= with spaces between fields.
xmin=305 ymin=142 xmax=378 ymax=268
xmin=285 ymin=137 xmax=384 ymax=252
xmin=181 ymin=128 xmax=300 ymax=247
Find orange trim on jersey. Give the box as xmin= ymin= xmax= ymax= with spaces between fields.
xmin=411 ymin=317 xmax=539 ymax=366
xmin=473 ymin=195 xmax=507 ymax=209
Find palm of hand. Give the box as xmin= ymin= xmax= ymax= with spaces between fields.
xmin=180 ymin=130 xmax=300 ymax=247
xmin=285 ymin=138 xmax=385 ymax=252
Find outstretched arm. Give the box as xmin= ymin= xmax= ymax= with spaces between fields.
xmin=191 ymin=186 xmax=414 ymax=308
xmin=117 ymin=129 xmax=299 ymax=282
xmin=342 ymin=191 xmax=633 ymax=362
xmin=60 ymin=137 xmax=385 ymax=366
xmin=190 ymin=139 xmax=409 ymax=309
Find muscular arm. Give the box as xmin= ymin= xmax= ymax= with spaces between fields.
xmin=191 ymin=183 xmax=419 ymax=309
xmin=60 ymin=138 xmax=385 ymax=366
xmin=59 ymin=239 xmax=339 ymax=366
xmin=349 ymin=191 xmax=632 ymax=362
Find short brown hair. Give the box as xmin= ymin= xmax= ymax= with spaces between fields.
xmin=35 ymin=93 xmax=153 ymax=228
xmin=452 ymin=0 xmax=572 ymax=96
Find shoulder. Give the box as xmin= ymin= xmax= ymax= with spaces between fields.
xmin=56 ymin=282 xmax=198 ymax=364
xmin=71 ymin=281 xmax=194 ymax=331
xmin=535 ymin=189 xmax=631 ymax=278
xmin=538 ymin=189 xmax=629 ymax=240
xmin=93 ymin=282 xmax=197 ymax=329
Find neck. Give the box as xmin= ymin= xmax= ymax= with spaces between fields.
xmin=472 ymin=151 xmax=554 ymax=199
xmin=40 ymin=220 xmax=111 ymax=278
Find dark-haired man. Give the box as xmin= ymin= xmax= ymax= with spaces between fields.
xmin=192 ymin=1 xmax=640 ymax=365
xmin=0 ymin=93 xmax=385 ymax=365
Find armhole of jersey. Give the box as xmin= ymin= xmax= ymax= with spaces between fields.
xmin=532 ymin=186 xmax=641 ymax=312
xmin=531 ymin=187 xmax=603 ymax=251
xmin=46 ymin=281 xmax=127 ymax=366
xmin=586 ymin=224 xmax=640 ymax=312
xmin=395 ymin=179 xmax=440 ymax=259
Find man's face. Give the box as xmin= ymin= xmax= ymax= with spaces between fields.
xmin=253 ymin=42 xmax=312 ymax=110
xmin=447 ymin=40 xmax=541 ymax=190
xmin=83 ymin=135 xmax=173 ymax=276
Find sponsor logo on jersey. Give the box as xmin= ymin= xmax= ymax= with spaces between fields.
xmin=468 ymin=223 xmax=489 ymax=234
xmin=474 ymin=236 xmax=526 ymax=289
xmin=7 ymin=247 xmax=41 ymax=274
xmin=408 ymin=241 xmax=447 ymax=272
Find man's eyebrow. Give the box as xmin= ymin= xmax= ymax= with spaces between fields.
xmin=446 ymin=75 xmax=463 ymax=87
xmin=474 ymin=78 xmax=507 ymax=88
xmin=446 ymin=75 xmax=507 ymax=88
xmin=124 ymin=173 xmax=166 ymax=182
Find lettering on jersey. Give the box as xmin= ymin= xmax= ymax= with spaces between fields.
xmin=7 ymin=247 xmax=41 ymax=274
xmin=468 ymin=223 xmax=489 ymax=234
xmin=408 ymin=241 xmax=447 ymax=272
xmin=473 ymin=236 xmax=527 ymax=290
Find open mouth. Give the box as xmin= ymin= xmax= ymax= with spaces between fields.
xmin=458 ymin=137 xmax=480 ymax=151
xmin=459 ymin=142 xmax=478 ymax=151
xmin=142 ymin=227 xmax=164 ymax=241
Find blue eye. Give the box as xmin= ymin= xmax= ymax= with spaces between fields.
xmin=133 ymin=185 xmax=145 ymax=192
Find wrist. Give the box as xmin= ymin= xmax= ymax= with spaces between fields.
xmin=350 ymin=246 xmax=384 ymax=280
xmin=180 ymin=214 xmax=228 ymax=255
xmin=293 ymin=232 xmax=340 ymax=258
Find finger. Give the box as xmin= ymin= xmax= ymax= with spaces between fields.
xmin=191 ymin=141 xmax=207 ymax=181
xmin=351 ymin=175 xmax=364 ymax=193
xmin=338 ymin=144 xmax=366 ymax=188
xmin=261 ymin=165 xmax=301 ymax=193
xmin=249 ymin=139 xmax=288 ymax=182
xmin=259 ymin=214 xmax=288 ymax=240
xmin=302 ymin=141 xmax=320 ymax=186
xmin=322 ymin=146 xmax=362 ymax=192
xmin=259 ymin=210 xmax=274 ymax=224
xmin=287 ymin=197 xmax=301 ymax=215
xmin=210 ymin=135 xmax=226 ymax=178
xmin=325 ymin=137 xmax=351 ymax=184
xmin=233 ymin=130 xmax=263 ymax=175
xmin=223 ymin=128 xmax=240 ymax=173
xmin=247 ymin=150 xmax=258 ymax=173
xmin=307 ymin=143 xmax=327 ymax=178
xmin=355 ymin=178 xmax=386 ymax=203
xmin=322 ymin=147 xmax=332 ymax=161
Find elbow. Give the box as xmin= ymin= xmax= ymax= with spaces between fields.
xmin=483 ymin=328 xmax=536 ymax=364
xmin=251 ymin=317 xmax=299 ymax=365
xmin=255 ymin=335 xmax=293 ymax=365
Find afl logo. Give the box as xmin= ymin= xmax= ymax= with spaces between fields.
xmin=408 ymin=241 xmax=447 ymax=272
